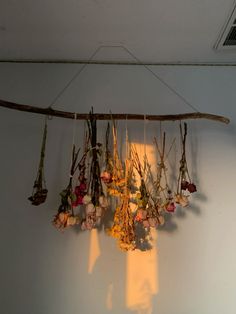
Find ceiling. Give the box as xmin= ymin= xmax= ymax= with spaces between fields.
xmin=1 ymin=0 xmax=236 ymax=64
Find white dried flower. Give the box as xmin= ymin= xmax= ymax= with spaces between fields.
xmin=99 ymin=195 xmax=108 ymax=208
xmin=83 ymin=195 xmax=92 ymax=205
xmin=96 ymin=206 xmax=103 ymax=217
xmin=86 ymin=203 xmax=95 ymax=214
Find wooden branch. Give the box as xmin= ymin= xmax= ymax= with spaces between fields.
xmin=0 ymin=99 xmax=230 ymax=124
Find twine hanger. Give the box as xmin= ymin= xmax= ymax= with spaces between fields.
xmin=0 ymin=45 xmax=230 ymax=124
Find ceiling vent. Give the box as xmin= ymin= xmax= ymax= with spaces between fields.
xmin=214 ymin=3 xmax=236 ymax=50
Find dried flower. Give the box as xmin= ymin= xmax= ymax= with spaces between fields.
xmin=83 ymin=109 xmax=107 ymax=229
xmin=187 ymin=183 xmax=197 ymax=193
xmin=67 ymin=215 xmax=79 ymax=226
xmin=99 ymin=195 xmax=109 ymax=208
xmin=135 ymin=209 xmax=147 ymax=221
xmin=95 ymin=206 xmax=103 ymax=217
xmin=107 ymin=130 xmax=136 ymax=251
xmin=148 ymin=217 xmax=158 ymax=227
xmin=175 ymin=194 xmax=189 ymax=207
xmin=81 ymin=220 xmax=87 ymax=231
xmin=165 ymin=202 xmax=176 ymax=213
xmin=86 ymin=203 xmax=95 ymax=214
xmin=143 ymin=220 xmax=150 ymax=228
xmin=158 ymin=215 xmax=165 ymax=226
xmin=28 ymin=117 xmax=48 ymax=206
xmin=81 ymin=217 xmax=95 ymax=230
xmin=181 ymin=180 xmax=197 ymax=193
xmin=177 ymin=123 xmax=197 ymax=196
xmin=52 ymin=212 xmax=79 ymax=230
xmin=53 ymin=144 xmax=81 ymax=230
xmin=101 ymin=171 xmax=113 ymax=184
xmin=28 ymin=188 xmax=48 ymax=206
xmin=83 ymin=194 xmax=92 ymax=204
xmin=181 ymin=180 xmax=189 ymax=190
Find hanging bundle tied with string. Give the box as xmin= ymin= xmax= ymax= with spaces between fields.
xmin=28 ymin=117 xmax=48 ymax=206
xmin=18 ymin=45 xmax=229 ymax=251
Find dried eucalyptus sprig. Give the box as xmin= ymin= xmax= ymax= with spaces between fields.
xmin=28 ymin=117 xmax=48 ymax=206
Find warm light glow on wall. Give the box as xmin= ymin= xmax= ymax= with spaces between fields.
xmin=126 ymin=228 xmax=158 ymax=313
xmin=126 ymin=143 xmax=159 ymax=313
xmin=88 ymin=229 xmax=101 ymax=274
xmin=87 ymin=143 xmax=159 ymax=313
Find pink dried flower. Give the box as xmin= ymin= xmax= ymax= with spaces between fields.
xmin=75 ymin=183 xmax=87 ymax=196
xmin=79 ymin=182 xmax=87 ymax=191
xmin=78 ymin=195 xmax=84 ymax=205
xmin=143 ymin=220 xmax=150 ymax=228
xmin=75 ymin=186 xmax=80 ymax=195
xmin=100 ymin=171 xmax=113 ymax=184
xmin=74 ymin=195 xmax=84 ymax=206
xmin=135 ymin=209 xmax=147 ymax=222
xmin=166 ymin=202 xmax=176 ymax=213
xmin=148 ymin=217 xmax=158 ymax=227
xmin=135 ymin=213 xmax=142 ymax=222
xmin=81 ymin=220 xmax=87 ymax=231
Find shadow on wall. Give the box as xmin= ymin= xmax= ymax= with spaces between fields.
xmin=86 ymin=228 xmax=158 ymax=314
xmin=86 ymin=125 xmax=205 ymax=313
xmin=82 ymin=135 xmax=203 ymax=314
xmin=83 ymin=142 xmax=159 ymax=314
xmin=45 ymin=121 xmax=205 ymax=314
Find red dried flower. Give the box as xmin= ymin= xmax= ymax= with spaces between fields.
xmin=166 ymin=202 xmax=176 ymax=213
xmin=181 ymin=180 xmax=189 ymax=190
xmin=187 ymin=183 xmax=197 ymax=193
xmin=75 ymin=183 xmax=87 ymax=195
xmin=72 ymin=195 xmax=84 ymax=207
xmin=79 ymin=182 xmax=87 ymax=191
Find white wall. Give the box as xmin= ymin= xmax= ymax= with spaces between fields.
xmin=0 ymin=63 xmax=236 ymax=314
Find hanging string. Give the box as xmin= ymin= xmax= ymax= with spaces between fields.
xmin=70 ymin=113 xmax=77 ymax=178
xmin=48 ymin=46 xmax=104 ymax=109
xmin=36 ymin=115 xmax=48 ymax=190
xmin=41 ymin=115 xmax=48 ymax=188
xmin=83 ymin=119 xmax=89 ymax=184
xmin=125 ymin=115 xmax=129 ymax=159
xmin=159 ymin=121 xmax=163 ymax=155
xmin=143 ymin=114 xmax=147 ymax=159
xmin=83 ymin=119 xmax=87 ymax=151
xmin=119 ymin=45 xmax=199 ymax=113
xmin=46 ymin=45 xmax=199 ymax=113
